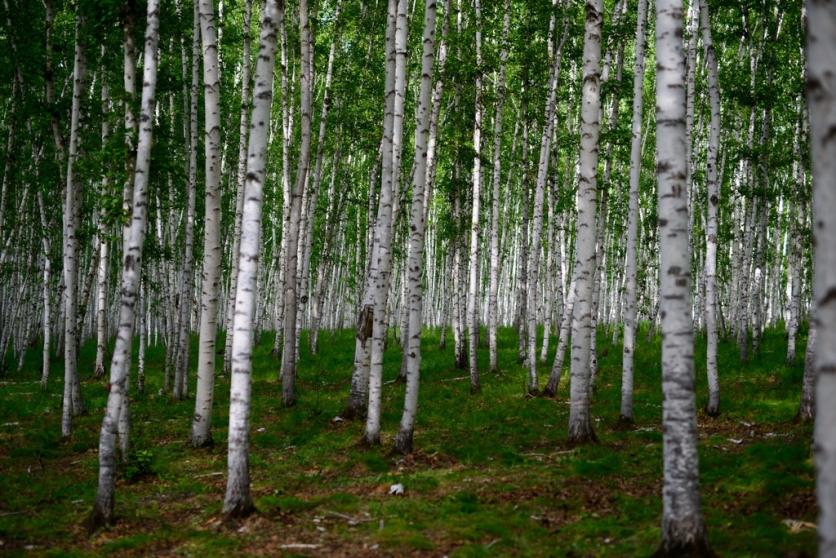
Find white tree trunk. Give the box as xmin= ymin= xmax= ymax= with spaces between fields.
xmin=89 ymin=0 xmax=159 ymax=528
xmin=223 ymin=0 xmax=279 ymax=517
xmin=281 ymin=0 xmax=314 ymax=407
xmin=192 ymin=0 xmax=224 ymax=445
xmin=62 ymin=20 xmax=86 ymax=438
xmin=393 ymin=0 xmax=436 ymax=454
xmin=620 ymin=0 xmax=647 ymax=423
xmin=176 ymin=0 xmax=200 ymax=400
xmin=364 ymin=0 xmax=409 ymax=443
xmin=567 ymin=0 xmax=603 ymax=444
xmin=488 ymin=0 xmax=510 ymax=374
xmin=37 ymin=193 xmax=51 ymax=388
xmin=806 ymin=3 xmax=836 ymax=553
xmin=466 ymin=0 xmax=484 ymax=394
xmin=527 ymin=17 xmax=566 ymax=393
xmin=655 ymin=0 xmax=709 ymax=551
xmin=223 ymin=0 xmax=253 ymax=375
xmin=700 ymin=0 xmax=721 ymax=417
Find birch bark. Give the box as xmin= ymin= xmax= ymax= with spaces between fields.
xmin=805 ymin=3 xmax=836 ymax=553
xmin=700 ymin=0 xmax=721 ymax=416
xmin=281 ymin=0 xmax=314 ymax=406
xmin=192 ymin=0 xmax=224 ymax=445
xmin=567 ymin=0 xmax=603 ymax=444
xmin=620 ymin=0 xmax=648 ymax=422
xmin=223 ymin=0 xmax=279 ymax=517
xmin=62 ymin=20 xmax=86 ymax=437
xmin=89 ymin=0 xmax=159 ymax=528
xmin=364 ymin=0 xmax=409 ymax=442
xmin=223 ymin=0 xmax=253 ymax=375
xmin=467 ymin=0 xmax=483 ymax=394
xmin=655 ymin=0 xmax=710 ymax=551
xmin=393 ymin=0 xmax=436 ymax=454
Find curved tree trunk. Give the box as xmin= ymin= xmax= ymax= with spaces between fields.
xmin=89 ymin=0 xmax=159 ymax=529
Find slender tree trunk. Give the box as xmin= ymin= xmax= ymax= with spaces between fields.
xmin=94 ymin=63 xmax=112 ymax=380
xmin=176 ymin=0 xmax=200 ymax=400
xmin=527 ymin=16 xmax=567 ymax=394
xmin=37 ymin=193 xmax=51 ymax=388
xmin=223 ymin=0 xmax=254 ymax=375
xmin=655 ymin=0 xmax=710 ymax=552
xmin=89 ymin=0 xmax=159 ymax=529
xmin=700 ymin=0 xmax=721 ymax=417
xmin=567 ymin=0 xmax=603 ymax=444
xmin=363 ymin=0 xmax=409 ymax=443
xmin=191 ymin=0 xmax=224 ymax=445
xmin=223 ymin=0 xmax=279 ymax=517
xmin=62 ymin=20 xmax=86 ymax=438
xmin=620 ymin=0 xmax=647 ymax=423
xmin=281 ymin=0 xmax=314 ymax=407
xmin=787 ymin=193 xmax=803 ymax=364
xmin=545 ymin=278 xmax=575 ymax=396
xmin=801 ymin=320 xmax=816 ymax=422
xmin=466 ymin=0 xmax=483 ymax=394
xmin=393 ymin=0 xmax=436 ymax=454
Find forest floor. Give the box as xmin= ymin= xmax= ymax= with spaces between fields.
xmin=0 ymin=325 xmax=817 ymax=557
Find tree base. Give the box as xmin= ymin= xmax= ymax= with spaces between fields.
xmin=342 ymin=400 xmax=367 ymax=421
xmin=222 ymin=500 xmax=256 ymax=521
xmin=652 ymin=536 xmax=716 ymax=558
xmin=191 ymin=434 xmax=214 ymax=449
xmin=704 ymin=404 xmax=720 ymax=418
xmin=567 ymin=423 xmax=598 ymax=446
xmin=392 ymin=429 xmax=413 ymax=454
xmin=470 ymin=382 xmax=481 ymax=395
xmin=526 ymin=386 xmax=540 ymax=398
xmin=359 ymin=431 xmax=381 ymax=447
xmin=455 ymin=354 xmax=467 ymax=370
xmin=85 ymin=503 xmax=113 ymax=534
xmin=614 ymin=415 xmax=635 ymax=430
xmin=542 ymin=384 xmax=557 ymax=398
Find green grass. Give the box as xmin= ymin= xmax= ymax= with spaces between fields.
xmin=0 ymin=324 xmax=816 ymax=556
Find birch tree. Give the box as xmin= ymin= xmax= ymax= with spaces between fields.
xmin=89 ymin=0 xmax=160 ymax=528
xmin=805 ymin=2 xmax=836 ymax=554
xmin=620 ymin=0 xmax=647 ymax=424
xmin=61 ymin=19 xmax=86 ymax=437
xmin=394 ymin=0 xmax=436 ymax=454
xmin=223 ymin=0 xmax=280 ymax=517
xmin=280 ymin=0 xmax=314 ymax=407
xmin=364 ymin=0 xmax=409 ymax=443
xmin=192 ymin=0 xmax=224 ymax=446
xmin=700 ymin=0 xmax=721 ymax=417
xmin=655 ymin=0 xmax=710 ymax=552
xmin=567 ymin=0 xmax=603 ymax=444
xmin=466 ymin=0 xmax=483 ymax=394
